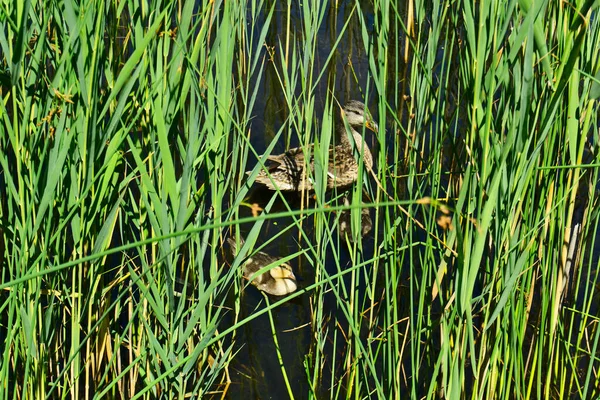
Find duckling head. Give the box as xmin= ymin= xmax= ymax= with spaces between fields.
xmin=228 ymin=237 xmax=298 ymax=296
xmin=269 ymin=263 xmax=296 ymax=281
xmin=360 ymin=210 xmax=373 ymax=237
xmin=259 ymin=263 xmax=297 ymax=296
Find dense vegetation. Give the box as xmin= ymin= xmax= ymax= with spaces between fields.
xmin=1 ymin=0 xmax=599 ymax=398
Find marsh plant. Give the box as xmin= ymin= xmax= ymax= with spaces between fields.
xmin=1 ymin=0 xmax=600 ymax=398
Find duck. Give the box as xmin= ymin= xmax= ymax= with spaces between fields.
xmin=227 ymin=237 xmax=298 ymax=296
xmin=338 ymin=196 xmax=373 ymax=243
xmin=250 ymin=101 xmax=378 ymax=191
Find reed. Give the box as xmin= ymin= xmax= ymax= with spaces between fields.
xmin=1 ymin=0 xmax=599 ymax=398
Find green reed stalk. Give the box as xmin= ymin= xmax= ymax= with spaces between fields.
xmin=1 ymin=0 xmax=599 ymax=398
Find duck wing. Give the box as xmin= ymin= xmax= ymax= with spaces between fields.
xmin=253 ymin=145 xmax=314 ymax=191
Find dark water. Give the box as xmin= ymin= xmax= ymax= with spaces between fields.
xmin=219 ymin=2 xmax=405 ymax=398
xmin=216 ymin=1 xmax=600 ymax=398
xmin=221 ymin=191 xmax=382 ymax=398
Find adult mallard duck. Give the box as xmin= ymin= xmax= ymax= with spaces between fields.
xmin=227 ymin=237 xmax=298 ymax=296
xmin=338 ymin=196 xmax=373 ymax=243
xmin=251 ymin=101 xmax=378 ymax=191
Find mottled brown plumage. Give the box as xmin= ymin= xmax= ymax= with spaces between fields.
xmin=251 ymin=101 xmax=378 ymax=191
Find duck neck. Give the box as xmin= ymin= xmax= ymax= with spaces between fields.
xmin=336 ymin=121 xmax=373 ymax=169
xmin=337 ymin=123 xmax=365 ymax=150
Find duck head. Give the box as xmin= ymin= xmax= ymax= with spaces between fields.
xmin=261 ymin=263 xmax=297 ymax=296
xmin=341 ymin=100 xmax=379 ymax=133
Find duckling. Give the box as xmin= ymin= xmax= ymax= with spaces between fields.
xmin=227 ymin=237 xmax=298 ymax=296
xmin=338 ymin=196 xmax=373 ymax=243
xmin=250 ymin=101 xmax=378 ymax=191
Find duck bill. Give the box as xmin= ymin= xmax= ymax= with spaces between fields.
xmin=366 ymin=120 xmax=379 ymax=133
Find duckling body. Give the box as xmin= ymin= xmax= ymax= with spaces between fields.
xmin=227 ymin=238 xmax=298 ymax=296
xmin=339 ymin=196 xmax=373 ymax=243
xmin=251 ymin=101 xmax=377 ymax=191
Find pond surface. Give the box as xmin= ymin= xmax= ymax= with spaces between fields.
xmin=219 ymin=1 xmax=411 ymax=398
